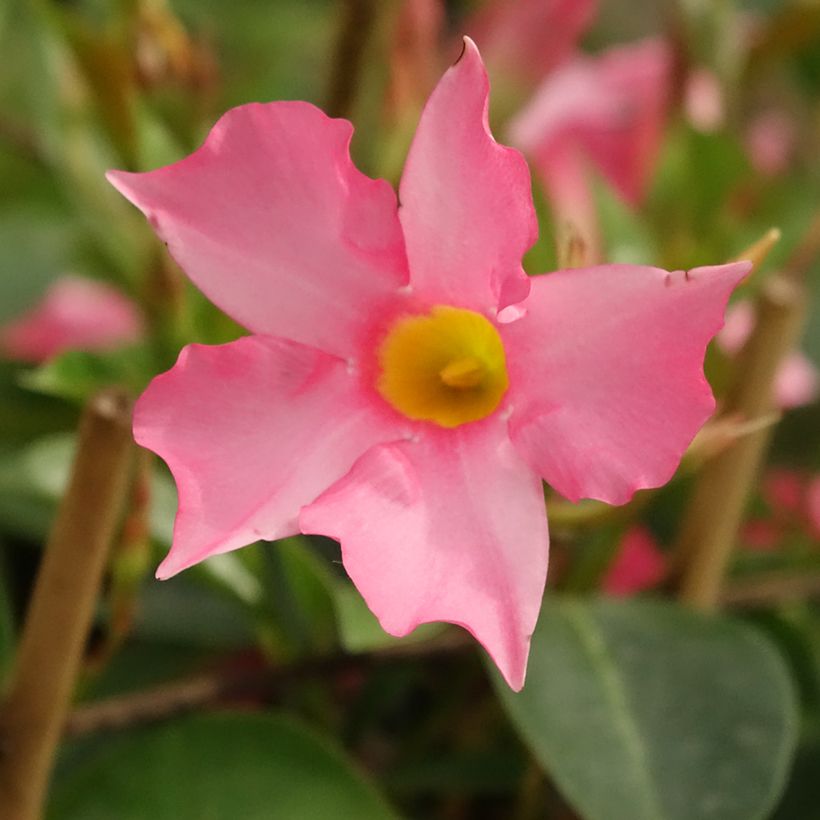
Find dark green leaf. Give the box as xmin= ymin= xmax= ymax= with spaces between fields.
xmin=494 ymin=597 xmax=798 ymax=820
xmin=49 ymin=712 xmax=397 ymax=820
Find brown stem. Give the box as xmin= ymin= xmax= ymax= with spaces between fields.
xmin=325 ymin=0 xmax=378 ymax=118
xmin=673 ymin=275 xmax=807 ymax=609
xmin=0 ymin=390 xmax=134 ymax=820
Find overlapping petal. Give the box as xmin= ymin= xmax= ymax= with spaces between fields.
xmin=502 ymin=262 xmax=750 ymax=505
xmin=398 ymin=37 xmax=537 ymax=313
xmin=135 ymin=336 xmax=402 ymax=578
xmin=300 ymin=418 xmax=548 ymax=690
xmin=108 ymin=102 xmax=408 ymax=358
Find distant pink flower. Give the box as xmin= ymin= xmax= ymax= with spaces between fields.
xmin=745 ymin=110 xmax=796 ymax=177
xmin=467 ymin=0 xmax=597 ymax=83
xmin=1 ymin=276 xmax=142 ymax=363
xmin=684 ymin=68 xmax=725 ymax=133
xmin=718 ymin=300 xmax=819 ymax=409
xmin=509 ymin=38 xmax=671 ymax=259
xmin=108 ymin=40 xmax=747 ymax=689
xmin=603 ymin=526 xmax=666 ymax=597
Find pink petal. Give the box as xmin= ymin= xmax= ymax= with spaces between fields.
xmin=774 ymin=352 xmax=819 ymax=409
xmin=719 ymin=300 xmax=819 ymax=409
xmin=108 ymin=103 xmax=409 ymax=359
xmin=684 ymin=68 xmax=725 ymax=133
xmin=745 ymin=110 xmax=796 ymax=176
xmin=502 ymin=262 xmax=749 ymax=505
xmin=398 ymin=37 xmax=537 ymax=313
xmin=1 ymin=276 xmax=142 ymax=363
xmin=300 ymin=418 xmax=549 ymax=690
xmin=467 ymin=0 xmax=597 ymax=83
xmin=135 ymin=336 xmax=401 ymax=579
xmin=510 ymin=38 xmax=671 ymax=207
xmin=602 ymin=526 xmax=666 ymax=596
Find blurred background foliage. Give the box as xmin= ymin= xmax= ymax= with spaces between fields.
xmin=0 ymin=0 xmax=819 ymax=817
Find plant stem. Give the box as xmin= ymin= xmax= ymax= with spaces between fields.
xmin=674 ymin=275 xmax=806 ymax=609
xmin=325 ymin=0 xmax=378 ymax=118
xmin=0 ymin=390 xmax=133 ymax=820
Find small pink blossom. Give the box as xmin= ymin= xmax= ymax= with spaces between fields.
xmin=603 ymin=526 xmax=666 ymax=597
xmin=718 ymin=300 xmax=819 ymax=409
xmin=1 ymin=276 xmax=143 ymax=363
xmin=745 ymin=110 xmax=797 ymax=177
xmin=108 ymin=40 xmax=747 ymax=689
xmin=684 ymin=68 xmax=725 ymax=134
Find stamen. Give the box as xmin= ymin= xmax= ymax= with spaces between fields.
xmin=439 ymin=357 xmax=485 ymax=389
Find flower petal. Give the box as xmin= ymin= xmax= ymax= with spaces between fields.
xmin=502 ymin=262 xmax=749 ymax=505
xmin=135 ymin=336 xmax=401 ymax=578
xmin=108 ymin=102 xmax=408 ymax=358
xmin=509 ymin=38 xmax=671 ymax=207
xmin=398 ymin=37 xmax=537 ymax=313
xmin=1 ymin=276 xmax=142 ymax=363
xmin=299 ymin=418 xmax=548 ymax=690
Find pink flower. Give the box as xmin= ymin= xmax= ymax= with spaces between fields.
xmin=1 ymin=276 xmax=143 ymax=363
xmin=108 ymin=40 xmax=747 ymax=689
xmin=718 ymin=300 xmax=819 ymax=409
xmin=602 ymin=526 xmax=666 ymax=597
xmin=684 ymin=68 xmax=725 ymax=134
xmin=466 ymin=0 xmax=597 ymax=83
xmin=509 ymin=38 xmax=671 ymax=260
xmin=744 ymin=110 xmax=797 ymax=177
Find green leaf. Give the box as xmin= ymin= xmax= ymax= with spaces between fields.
xmin=494 ymin=597 xmax=798 ymax=820
xmin=49 ymin=712 xmax=397 ymax=820
xmin=21 ymin=345 xmax=155 ymax=404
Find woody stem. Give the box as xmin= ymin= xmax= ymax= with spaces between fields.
xmin=0 ymin=389 xmax=134 ymax=820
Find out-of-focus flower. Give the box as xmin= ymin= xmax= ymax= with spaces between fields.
xmin=717 ymin=299 xmax=819 ymax=409
xmin=1 ymin=276 xmax=143 ymax=363
xmin=684 ymin=67 xmax=725 ymax=134
xmin=603 ymin=526 xmax=666 ymax=597
xmin=509 ymin=38 xmax=671 ymax=258
xmin=108 ymin=39 xmax=747 ymax=690
xmin=742 ymin=469 xmax=820 ymax=551
xmin=744 ymin=110 xmax=797 ymax=177
xmin=466 ymin=0 xmax=597 ymax=84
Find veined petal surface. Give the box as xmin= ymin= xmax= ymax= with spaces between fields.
xmin=502 ymin=262 xmax=749 ymax=505
xmin=398 ymin=38 xmax=537 ymax=313
xmin=108 ymin=102 xmax=408 ymax=359
xmin=300 ymin=418 xmax=549 ymax=690
xmin=135 ymin=336 xmax=401 ymax=578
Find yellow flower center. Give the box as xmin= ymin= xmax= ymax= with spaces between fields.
xmin=376 ymin=306 xmax=509 ymax=428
